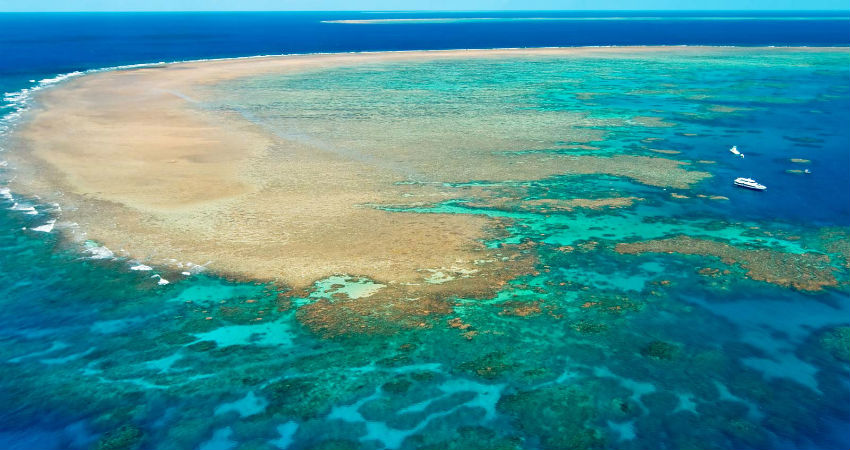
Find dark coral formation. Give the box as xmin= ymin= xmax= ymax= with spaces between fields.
xmin=296 ymin=244 xmax=538 ymax=338
xmin=577 ymin=291 xmax=644 ymax=315
xmin=497 ymin=300 xmax=543 ymax=317
xmin=572 ymin=320 xmax=609 ymax=334
xmin=263 ymin=374 xmax=371 ymax=420
xmin=498 ymin=385 xmax=605 ymax=450
xmin=465 ymin=196 xmax=644 ymax=214
xmin=616 ymin=235 xmax=839 ymax=291
xmin=641 ymin=340 xmax=679 ymax=360
xmin=297 ymin=292 xmax=453 ymax=338
xmin=819 ymin=228 xmax=850 ymax=269
xmin=95 ymin=425 xmax=143 ymax=450
xmin=411 ymin=426 xmax=523 ymax=450
xmin=820 ymin=326 xmax=850 ymax=363
xmin=456 ymin=352 xmax=515 ymax=380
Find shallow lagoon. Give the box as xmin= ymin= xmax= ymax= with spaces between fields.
xmin=2 ymin=48 xmax=850 ymax=450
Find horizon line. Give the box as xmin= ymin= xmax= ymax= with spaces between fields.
xmin=1 ymin=9 xmax=849 ymax=13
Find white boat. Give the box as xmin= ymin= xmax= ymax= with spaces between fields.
xmin=734 ymin=177 xmax=766 ymax=191
xmin=729 ymin=146 xmax=744 ymax=158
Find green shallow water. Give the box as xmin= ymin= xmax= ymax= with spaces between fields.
xmin=2 ymin=48 xmax=849 ymax=450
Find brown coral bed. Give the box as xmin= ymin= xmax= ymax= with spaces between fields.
xmin=615 ymin=235 xmax=840 ymax=291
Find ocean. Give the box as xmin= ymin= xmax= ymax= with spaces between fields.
xmin=1 ymin=11 xmax=849 ymax=450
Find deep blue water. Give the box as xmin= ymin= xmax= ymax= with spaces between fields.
xmin=1 ymin=11 xmax=849 ymax=86
xmin=1 ymin=11 xmax=849 ymax=450
xmin=2 ymin=11 xmax=848 ymax=140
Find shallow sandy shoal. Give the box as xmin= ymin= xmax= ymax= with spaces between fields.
xmin=6 ymin=47 xmax=730 ymax=291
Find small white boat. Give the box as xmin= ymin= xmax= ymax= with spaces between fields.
xmin=734 ymin=177 xmax=766 ymax=191
xmin=729 ymin=146 xmax=744 ymax=158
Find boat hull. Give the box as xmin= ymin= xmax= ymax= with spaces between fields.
xmin=734 ymin=182 xmax=766 ymax=191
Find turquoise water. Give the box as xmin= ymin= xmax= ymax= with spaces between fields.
xmin=208 ymin=49 xmax=850 ymax=225
xmin=2 ymin=48 xmax=850 ymax=450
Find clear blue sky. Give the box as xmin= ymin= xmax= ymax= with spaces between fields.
xmin=0 ymin=0 xmax=847 ymax=11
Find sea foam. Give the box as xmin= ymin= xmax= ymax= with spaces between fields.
xmin=85 ymin=244 xmax=115 ymax=260
xmin=31 ymin=219 xmax=56 ymax=233
xmin=9 ymin=202 xmax=36 ymax=214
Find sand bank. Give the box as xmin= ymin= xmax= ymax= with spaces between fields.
xmin=7 ymin=47 xmax=713 ymax=294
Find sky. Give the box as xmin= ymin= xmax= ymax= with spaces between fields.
xmin=0 ymin=0 xmax=848 ymax=11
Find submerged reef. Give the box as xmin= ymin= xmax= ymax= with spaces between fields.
xmin=94 ymin=425 xmax=143 ymax=450
xmin=466 ymin=196 xmax=644 ymax=214
xmin=641 ymin=341 xmax=679 ymax=360
xmin=296 ymin=243 xmax=537 ymax=338
xmin=616 ymin=236 xmax=840 ymax=291
xmin=819 ymin=326 xmax=850 ymax=363
xmin=498 ymin=385 xmax=605 ymax=450
xmin=819 ymin=228 xmax=850 ymax=269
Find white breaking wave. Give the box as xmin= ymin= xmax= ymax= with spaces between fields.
xmin=86 ymin=245 xmax=115 ymax=260
xmin=2 ymin=71 xmax=85 ymax=130
xmin=37 ymin=71 xmax=86 ymax=85
xmin=10 ymin=202 xmax=36 ymax=214
xmin=0 ymin=62 xmax=220 ymax=282
xmin=31 ymin=219 xmax=56 ymax=233
xmin=0 ymin=62 xmax=175 ymax=137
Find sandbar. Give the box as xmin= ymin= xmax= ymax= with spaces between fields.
xmin=7 ymin=47 xmax=718 ymax=296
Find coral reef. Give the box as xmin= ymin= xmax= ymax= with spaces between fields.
xmin=296 ymin=244 xmax=537 ymax=338
xmin=819 ymin=228 xmax=850 ymax=269
xmin=820 ymin=326 xmax=850 ymax=362
xmin=498 ymin=385 xmax=605 ymax=450
xmin=572 ymin=320 xmax=609 ymax=334
xmin=409 ymin=426 xmax=522 ymax=450
xmin=456 ymin=352 xmax=515 ymax=379
xmin=1 ymin=47 xmax=848 ymax=450
xmin=497 ymin=300 xmax=543 ymax=317
xmin=465 ymin=196 xmax=643 ymax=214
xmin=263 ymin=375 xmax=371 ymax=420
xmin=615 ymin=236 xmax=839 ymax=291
xmin=94 ymin=425 xmax=143 ymax=450
xmin=640 ymin=340 xmax=679 ymax=360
